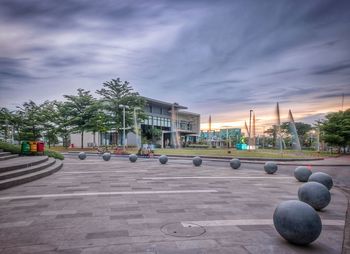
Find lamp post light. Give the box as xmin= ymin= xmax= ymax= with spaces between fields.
xmin=119 ymin=104 xmax=130 ymax=151
xmin=248 ymin=110 xmax=253 ymax=151
xmin=134 ymin=107 xmax=141 ymax=149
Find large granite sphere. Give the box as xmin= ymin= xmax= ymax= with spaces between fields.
xmin=308 ymin=172 xmax=333 ymax=190
xmin=273 ymin=200 xmax=322 ymax=245
xmin=129 ymin=154 xmax=137 ymax=163
xmin=294 ymin=166 xmax=312 ymax=182
xmin=193 ymin=156 xmax=202 ymax=167
xmin=78 ymin=152 xmax=86 ymax=160
xmin=102 ymin=152 xmax=111 ymax=161
xmin=159 ymin=155 xmax=168 ymax=164
xmin=298 ymin=182 xmax=331 ymax=210
xmin=230 ymin=158 xmax=241 ymax=169
xmin=264 ymin=162 xmax=278 ymax=174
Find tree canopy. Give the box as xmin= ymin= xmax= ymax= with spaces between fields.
xmin=320 ymin=109 xmax=350 ymax=153
xmin=96 ymin=78 xmax=146 ymax=144
xmin=0 ymin=78 xmax=146 ymax=148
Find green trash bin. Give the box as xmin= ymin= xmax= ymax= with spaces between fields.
xmin=21 ymin=141 xmax=30 ymax=155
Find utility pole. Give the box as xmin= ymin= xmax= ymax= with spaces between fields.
xmin=248 ymin=110 xmax=253 ymax=150
xmin=134 ymin=107 xmax=141 ymax=149
xmin=119 ymin=104 xmax=129 ymax=151
xmin=208 ymin=115 xmax=212 ymax=148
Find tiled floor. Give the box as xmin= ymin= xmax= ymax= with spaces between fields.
xmin=0 ymin=157 xmax=347 ymax=254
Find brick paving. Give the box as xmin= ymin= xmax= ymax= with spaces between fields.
xmin=0 ymin=157 xmax=347 ymax=254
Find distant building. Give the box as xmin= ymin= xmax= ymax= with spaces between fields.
xmin=70 ymin=97 xmax=200 ymax=148
xmin=200 ymin=128 xmax=241 ymax=147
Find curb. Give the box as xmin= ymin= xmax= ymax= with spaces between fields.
xmin=62 ymin=152 xmax=350 ymax=167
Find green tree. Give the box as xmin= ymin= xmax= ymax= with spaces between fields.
xmin=96 ymin=78 xmax=146 ymax=145
xmin=264 ymin=126 xmax=277 ymax=148
xmin=320 ymin=109 xmax=350 ymax=153
xmin=55 ymin=101 xmax=74 ymax=148
xmin=0 ymin=108 xmax=13 ymax=141
xmin=86 ymin=100 xmax=109 ymax=146
xmin=143 ymin=126 xmax=162 ymax=143
xmin=16 ymin=101 xmax=44 ymax=141
xmin=40 ymin=101 xmax=62 ymax=148
xmin=294 ymin=122 xmax=312 ymax=147
xmin=64 ymin=89 xmax=96 ymax=148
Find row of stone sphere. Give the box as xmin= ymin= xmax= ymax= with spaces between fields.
xmin=273 ymin=165 xmax=334 ymax=245
xmin=78 ymin=152 xmax=112 ymax=161
xmin=79 ymin=152 xmax=334 ymax=245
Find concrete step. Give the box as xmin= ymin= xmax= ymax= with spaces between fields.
xmin=0 ymin=152 xmax=11 ymax=157
xmin=0 ymin=160 xmax=63 ymax=190
xmin=0 ymin=158 xmax=56 ymax=181
xmin=0 ymin=156 xmax=49 ymax=173
xmin=0 ymin=154 xmax=19 ymax=161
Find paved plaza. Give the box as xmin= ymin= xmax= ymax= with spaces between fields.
xmin=0 ymin=156 xmax=348 ymax=254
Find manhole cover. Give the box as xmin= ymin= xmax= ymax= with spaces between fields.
xmin=160 ymin=222 xmax=206 ymax=237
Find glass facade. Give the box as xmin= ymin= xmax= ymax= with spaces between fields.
xmin=142 ymin=116 xmax=171 ymax=128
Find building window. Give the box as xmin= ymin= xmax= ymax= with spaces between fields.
xmin=149 ymin=105 xmax=152 ymax=113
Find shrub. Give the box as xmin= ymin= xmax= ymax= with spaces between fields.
xmin=44 ymin=150 xmax=64 ymax=160
xmin=187 ymin=144 xmax=209 ymax=149
xmin=0 ymin=141 xmax=21 ymax=154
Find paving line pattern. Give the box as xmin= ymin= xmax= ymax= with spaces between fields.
xmin=182 ymin=219 xmax=345 ymax=227
xmin=0 ymin=189 xmax=218 ymax=200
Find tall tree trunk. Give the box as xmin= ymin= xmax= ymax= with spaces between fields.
xmin=81 ymin=131 xmax=84 ymax=149
xmin=93 ymin=131 xmax=96 ymax=146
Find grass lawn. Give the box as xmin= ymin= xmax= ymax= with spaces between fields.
xmin=49 ymin=146 xmax=336 ymax=159
xmin=151 ymin=148 xmax=330 ymax=159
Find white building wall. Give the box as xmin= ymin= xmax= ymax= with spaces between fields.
xmin=70 ymin=132 xmax=100 ymax=148
xmin=127 ymin=132 xmax=137 ymax=146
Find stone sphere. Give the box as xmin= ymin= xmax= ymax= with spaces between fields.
xmin=264 ymin=161 xmax=278 ymax=174
xmin=230 ymin=158 xmax=241 ymax=169
xmin=294 ymin=166 xmax=312 ymax=182
xmin=298 ymin=182 xmax=331 ymax=210
xmin=192 ymin=156 xmax=202 ymax=167
xmin=78 ymin=152 xmax=86 ymax=160
xmin=129 ymin=154 xmax=137 ymax=163
xmin=102 ymin=152 xmax=111 ymax=161
xmin=273 ymin=200 xmax=322 ymax=245
xmin=308 ymin=172 xmax=333 ymax=190
xmin=159 ymin=155 xmax=168 ymax=164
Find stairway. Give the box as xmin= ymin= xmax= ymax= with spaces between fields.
xmin=0 ymin=149 xmax=19 ymax=161
xmin=0 ymin=151 xmax=63 ymax=190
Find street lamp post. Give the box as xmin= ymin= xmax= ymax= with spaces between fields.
xmin=119 ymin=104 xmax=130 ymax=151
xmin=248 ymin=110 xmax=253 ymax=151
xmin=134 ymin=107 xmax=141 ymax=149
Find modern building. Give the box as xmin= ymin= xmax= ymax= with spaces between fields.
xmin=70 ymin=97 xmax=200 ymax=148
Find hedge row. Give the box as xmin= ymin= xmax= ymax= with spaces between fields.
xmin=0 ymin=141 xmax=64 ymax=160
xmin=0 ymin=141 xmax=21 ymax=154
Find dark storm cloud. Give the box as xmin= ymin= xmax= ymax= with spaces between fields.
xmin=315 ymin=92 xmax=350 ymax=99
xmin=0 ymin=57 xmax=34 ymax=82
xmin=259 ymin=69 xmax=299 ymax=77
xmin=196 ymin=79 xmax=246 ymax=88
xmin=312 ymin=62 xmax=350 ymax=75
xmin=0 ymin=0 xmax=350 ymax=122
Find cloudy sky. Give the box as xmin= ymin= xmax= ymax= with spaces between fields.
xmin=0 ymin=0 xmax=349 ymax=131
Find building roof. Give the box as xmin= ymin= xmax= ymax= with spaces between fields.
xmin=142 ymin=97 xmax=188 ymax=110
xmin=178 ymin=111 xmax=200 ymax=116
